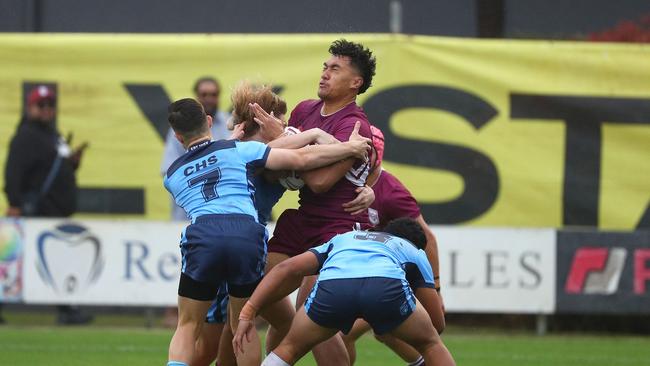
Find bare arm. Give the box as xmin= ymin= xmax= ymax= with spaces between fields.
xmin=266 ymin=144 xmax=364 ymax=172
xmin=251 ymin=252 xmax=319 ymax=312
xmin=268 ymin=128 xmax=339 ymax=149
xmin=233 ymin=252 xmax=320 ymax=354
xmin=416 ymin=214 xmax=445 ymax=313
xmin=251 ymin=103 xmax=338 ymax=146
xmin=300 ymin=158 xmax=356 ymax=194
xmin=416 ymin=215 xmax=440 ymax=283
xmin=415 ymin=287 xmax=445 ymax=333
xmin=265 ymin=122 xmax=369 ymax=172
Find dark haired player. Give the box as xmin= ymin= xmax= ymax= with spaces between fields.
xmin=233 ymin=218 xmax=456 ymax=366
xmin=266 ymin=39 xmax=377 ymax=365
xmin=342 ymin=126 xmax=445 ymax=366
xmin=163 ymin=98 xmax=370 ymax=366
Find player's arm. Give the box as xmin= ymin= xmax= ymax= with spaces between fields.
xmin=414 ymin=287 xmax=445 ymax=334
xmin=298 ymin=118 xmax=371 ymax=194
xmin=299 ymin=158 xmax=356 ymax=194
xmin=406 ymin=251 xmax=445 ymax=333
xmin=232 ymin=251 xmax=321 ymax=353
xmin=251 ymin=102 xmax=339 ymax=147
xmin=264 ymin=122 xmax=369 ymax=172
xmin=267 ymin=128 xmax=339 ymax=149
xmin=416 ymin=215 xmax=441 ymax=292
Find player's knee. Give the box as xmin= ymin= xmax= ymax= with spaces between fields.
xmin=411 ymin=339 xmax=435 ymax=358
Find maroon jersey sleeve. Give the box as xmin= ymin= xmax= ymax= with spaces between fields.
xmin=288 ymin=100 xmax=318 ymax=130
xmin=331 ymin=116 xmax=372 ymax=142
xmin=377 ymin=171 xmax=421 ymax=226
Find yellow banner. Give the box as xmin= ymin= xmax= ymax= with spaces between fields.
xmin=0 ymin=34 xmax=648 ymax=229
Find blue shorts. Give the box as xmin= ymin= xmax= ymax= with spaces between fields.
xmin=304 ymin=277 xmax=416 ymax=335
xmin=179 ymin=214 xmax=267 ymax=299
xmin=206 ymin=284 xmax=229 ymax=324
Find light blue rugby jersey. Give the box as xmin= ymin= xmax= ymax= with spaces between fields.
xmin=252 ymin=175 xmax=286 ymax=226
xmin=309 ymin=231 xmax=435 ymax=289
xmin=163 ymin=139 xmax=270 ymax=223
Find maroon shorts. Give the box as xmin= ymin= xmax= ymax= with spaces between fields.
xmin=268 ymin=209 xmax=370 ymax=257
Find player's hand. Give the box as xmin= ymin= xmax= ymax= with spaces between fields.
xmin=232 ymin=318 xmax=256 ymax=357
xmin=342 ymin=185 xmax=375 ymax=215
xmin=6 ymin=206 xmax=21 ymax=217
xmin=347 ymin=121 xmax=371 ymax=160
xmin=250 ymin=102 xmax=285 ymax=141
xmin=229 ymin=123 xmax=246 ymax=140
xmin=70 ymin=142 xmax=89 ymax=169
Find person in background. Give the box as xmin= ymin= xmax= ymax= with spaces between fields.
xmin=3 ymin=84 xmax=91 ymax=325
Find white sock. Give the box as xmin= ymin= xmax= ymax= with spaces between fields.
xmin=262 ymin=352 xmax=291 ymax=366
xmin=407 ymin=355 xmax=425 ymax=366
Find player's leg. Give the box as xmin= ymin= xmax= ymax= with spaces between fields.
xmin=374 ymin=333 xmax=422 ymax=365
xmin=223 ymin=216 xmax=270 ymax=365
xmin=193 ymin=323 xmax=224 ymax=366
xmin=217 ymin=320 xmax=238 ymax=366
xmin=342 ymin=318 xmax=423 ymax=365
xmin=263 ymin=210 xmax=304 ymax=354
xmin=193 ymin=286 xmax=229 ymax=366
xmin=169 ymin=221 xmax=224 ymax=366
xmin=340 ymin=319 xmax=372 ymax=365
xmin=296 ymin=275 xmax=350 ymax=366
xmin=259 ymin=294 xmax=295 ymax=353
xmin=229 ymin=296 xmax=261 ymax=366
xmin=168 ymin=294 xmax=213 ymax=365
xmin=388 ymin=301 xmax=455 ymax=366
xmin=264 ymin=251 xmax=295 ymax=352
xmin=264 ymin=306 xmax=339 ymax=365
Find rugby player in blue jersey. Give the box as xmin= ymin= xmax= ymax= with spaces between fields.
xmin=193 ymin=83 xmax=360 ymax=366
xmin=164 ymin=98 xmax=371 ymax=366
xmin=232 ymin=218 xmax=456 ymax=366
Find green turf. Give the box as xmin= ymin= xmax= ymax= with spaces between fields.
xmin=1 ymin=324 xmax=648 ymax=366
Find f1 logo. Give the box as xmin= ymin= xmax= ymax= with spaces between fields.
xmin=565 ymin=247 xmax=627 ymax=295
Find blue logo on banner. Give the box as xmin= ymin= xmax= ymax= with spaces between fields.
xmin=36 ymin=223 xmax=104 ymax=294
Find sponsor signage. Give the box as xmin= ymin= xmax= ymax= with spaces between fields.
xmin=0 ymin=34 xmax=648 ymax=229
xmin=23 ymin=219 xmax=185 ymax=306
xmin=0 ymin=219 xmax=24 ymax=302
xmin=434 ymin=227 xmax=556 ymax=314
xmin=556 ymin=230 xmax=650 ymax=314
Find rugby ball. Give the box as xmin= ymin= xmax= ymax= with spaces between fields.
xmin=279 ymin=171 xmax=304 ymax=191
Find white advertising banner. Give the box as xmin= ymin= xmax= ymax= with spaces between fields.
xmin=23 ymin=219 xmax=186 ymax=306
xmin=21 ymin=219 xmax=556 ymax=312
xmin=434 ymin=227 xmax=556 ymax=314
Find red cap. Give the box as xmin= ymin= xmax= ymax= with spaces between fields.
xmin=370 ymin=125 xmax=385 ymax=168
xmin=27 ymin=85 xmax=57 ymax=105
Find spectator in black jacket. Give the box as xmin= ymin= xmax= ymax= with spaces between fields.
xmin=3 ymin=85 xmax=91 ymax=325
xmin=4 ymin=85 xmax=85 ymax=217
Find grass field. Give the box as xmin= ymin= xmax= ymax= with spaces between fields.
xmin=1 ymin=312 xmax=649 ymax=365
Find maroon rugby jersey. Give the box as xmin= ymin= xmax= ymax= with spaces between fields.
xmin=289 ymin=99 xmax=372 ymax=222
xmin=369 ymin=169 xmax=421 ymax=228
